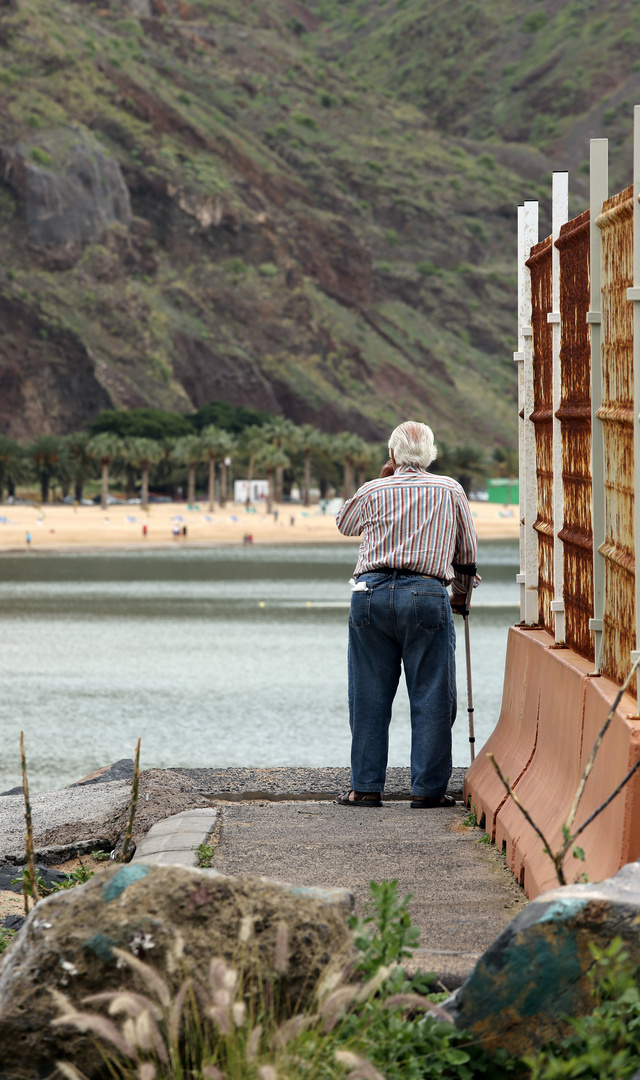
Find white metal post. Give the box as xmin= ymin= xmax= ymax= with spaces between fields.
xmin=629 ymin=106 xmax=640 ymax=668
xmin=515 ymin=205 xmax=526 ymax=620
xmin=588 ymin=139 xmax=608 ymax=671
xmin=523 ymin=200 xmax=539 ymax=625
xmin=548 ymin=172 xmax=569 ymax=643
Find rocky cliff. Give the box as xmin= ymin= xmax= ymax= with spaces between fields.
xmin=1 ymin=0 xmax=620 ymax=445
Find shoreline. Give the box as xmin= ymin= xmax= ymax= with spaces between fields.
xmin=0 ymin=500 xmax=519 ymax=554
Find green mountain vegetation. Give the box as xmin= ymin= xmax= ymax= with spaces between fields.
xmin=0 ymin=0 xmax=636 ymax=450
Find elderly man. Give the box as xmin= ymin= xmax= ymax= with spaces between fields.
xmin=335 ymin=420 xmax=478 ymax=809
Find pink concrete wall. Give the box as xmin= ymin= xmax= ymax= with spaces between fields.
xmin=464 ymin=626 xmax=640 ymax=898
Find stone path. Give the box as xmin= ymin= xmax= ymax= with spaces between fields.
xmin=210 ymin=797 xmax=526 ymax=987
xmin=133 ymin=808 xmax=217 ymax=866
xmin=1 ymin=766 xmax=526 ymax=987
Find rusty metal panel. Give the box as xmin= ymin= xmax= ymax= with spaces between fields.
xmin=556 ymin=210 xmax=594 ymax=661
xmin=597 ymin=185 xmax=636 ymax=692
xmin=526 ymin=236 xmax=554 ymax=637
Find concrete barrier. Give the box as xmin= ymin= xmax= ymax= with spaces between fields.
xmin=467 ymin=625 xmax=640 ymax=898
xmin=464 ymin=627 xmax=548 ymax=837
xmin=495 ymin=641 xmax=593 ymax=897
xmin=572 ymin=673 xmax=640 ymax=881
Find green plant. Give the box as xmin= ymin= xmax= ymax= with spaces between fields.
xmin=0 ymin=928 xmax=16 ymax=955
xmin=10 ymin=862 xmax=95 ymax=897
xmin=30 ymin=147 xmax=52 ymax=166
xmin=10 ymin=865 xmax=48 ymax=899
xmin=224 ymin=257 xmax=246 ymax=276
xmin=477 ymin=833 xmax=492 ymax=845
xmin=51 ymin=865 xmax=96 ymax=890
xmin=417 ymin=260 xmax=442 ymax=276
xmin=350 ymin=879 xmax=420 ymax=975
xmin=462 ymin=804 xmax=478 ymax=828
xmin=51 ymin=881 xmax=519 ymax=1080
xmin=292 ymin=113 xmax=318 ymax=130
xmin=258 ymin=262 xmax=279 ymax=278
xmin=91 ymin=850 xmax=111 ymax=862
xmin=523 ymin=11 xmax=548 ymax=32
xmin=526 ymin=939 xmax=640 ymax=1078
xmin=194 ymin=842 xmax=215 ymax=867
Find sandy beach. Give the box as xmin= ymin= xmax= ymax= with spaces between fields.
xmin=0 ymin=499 xmax=519 ymax=553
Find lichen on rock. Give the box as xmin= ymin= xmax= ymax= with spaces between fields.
xmin=0 ymin=863 xmax=353 ymax=1078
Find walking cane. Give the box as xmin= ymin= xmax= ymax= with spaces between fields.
xmin=453 ymin=562 xmax=477 ymax=764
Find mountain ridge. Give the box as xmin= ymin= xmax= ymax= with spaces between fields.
xmin=0 ymin=0 xmax=636 ymax=447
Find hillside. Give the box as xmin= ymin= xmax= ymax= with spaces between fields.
xmin=1 ymin=0 xmax=635 ymax=447
xmin=319 ymin=0 xmax=640 ymax=198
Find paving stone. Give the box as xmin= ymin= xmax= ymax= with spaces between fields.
xmin=132 ymin=849 xmax=204 ymax=867
xmin=132 ymin=808 xmax=217 ymax=867
xmin=147 ymin=811 xmax=215 ymax=837
xmin=135 ymin=832 xmax=205 ymax=856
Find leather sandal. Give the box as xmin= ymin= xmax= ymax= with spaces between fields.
xmin=336 ymin=790 xmax=383 ymax=807
xmin=410 ymin=794 xmax=457 ymax=809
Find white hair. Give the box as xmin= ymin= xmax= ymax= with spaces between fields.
xmin=388 ymin=421 xmax=437 ymax=468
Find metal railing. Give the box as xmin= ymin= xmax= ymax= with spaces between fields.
xmin=517 ymin=109 xmax=640 ymax=695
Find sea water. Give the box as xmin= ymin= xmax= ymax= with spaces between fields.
xmin=0 ymin=541 xmax=519 ymax=791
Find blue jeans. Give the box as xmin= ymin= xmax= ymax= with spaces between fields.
xmin=347 ymin=571 xmax=456 ymax=798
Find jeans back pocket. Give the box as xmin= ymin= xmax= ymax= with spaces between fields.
xmin=349 ymin=589 xmax=372 ymax=628
xmin=412 ymin=588 xmax=446 ymax=631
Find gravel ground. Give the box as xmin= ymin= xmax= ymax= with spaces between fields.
xmin=167 ymin=766 xmax=466 ymax=799
xmin=211 ymin=799 xmax=525 ymax=987
xmin=0 ymin=767 xmax=467 ymax=864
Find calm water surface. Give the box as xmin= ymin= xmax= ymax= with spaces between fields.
xmin=0 ymin=541 xmax=519 ymax=791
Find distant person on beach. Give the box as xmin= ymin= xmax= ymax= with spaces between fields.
xmin=172 ymin=524 xmax=180 ymax=540
xmin=142 ymin=523 xmax=148 ymax=538
xmin=335 ymin=420 xmax=478 ymax=810
xmin=25 ymin=531 xmax=31 ymax=549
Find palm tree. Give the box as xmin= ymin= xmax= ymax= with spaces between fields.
xmin=200 ymin=425 xmax=224 ymax=511
xmin=28 ymin=435 xmax=69 ymax=504
xmin=172 ymin=434 xmax=203 ymax=504
xmin=296 ymin=424 xmax=323 ymax=506
xmin=262 ymin=417 xmax=297 ymax=503
xmin=216 ymin=430 xmax=237 ymax=508
xmin=353 ymin=442 xmax=375 ymax=490
xmin=125 ymin=437 xmax=162 ymax=509
xmin=88 ymin=432 xmax=124 ymax=509
xmin=334 ymin=432 xmax=366 ymax=500
xmin=243 ymin=424 xmax=267 ymax=505
xmin=256 ymin=444 xmax=290 ymax=514
xmin=0 ymin=437 xmax=23 ymax=503
xmin=67 ymin=432 xmax=96 ymax=502
xmin=451 ymin=444 xmax=489 ymax=497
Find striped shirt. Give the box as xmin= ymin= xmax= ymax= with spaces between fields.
xmin=335 ymin=465 xmax=478 ymax=594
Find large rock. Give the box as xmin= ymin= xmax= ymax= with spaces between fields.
xmin=446 ymin=861 xmax=640 ymax=1055
xmin=3 ymin=126 xmax=131 ymax=246
xmin=0 ymin=863 xmax=353 ymax=1079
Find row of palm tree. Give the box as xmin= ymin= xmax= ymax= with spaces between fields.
xmin=0 ymin=424 xmax=515 ymax=509
xmin=0 ymin=424 xmax=383 ymax=510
